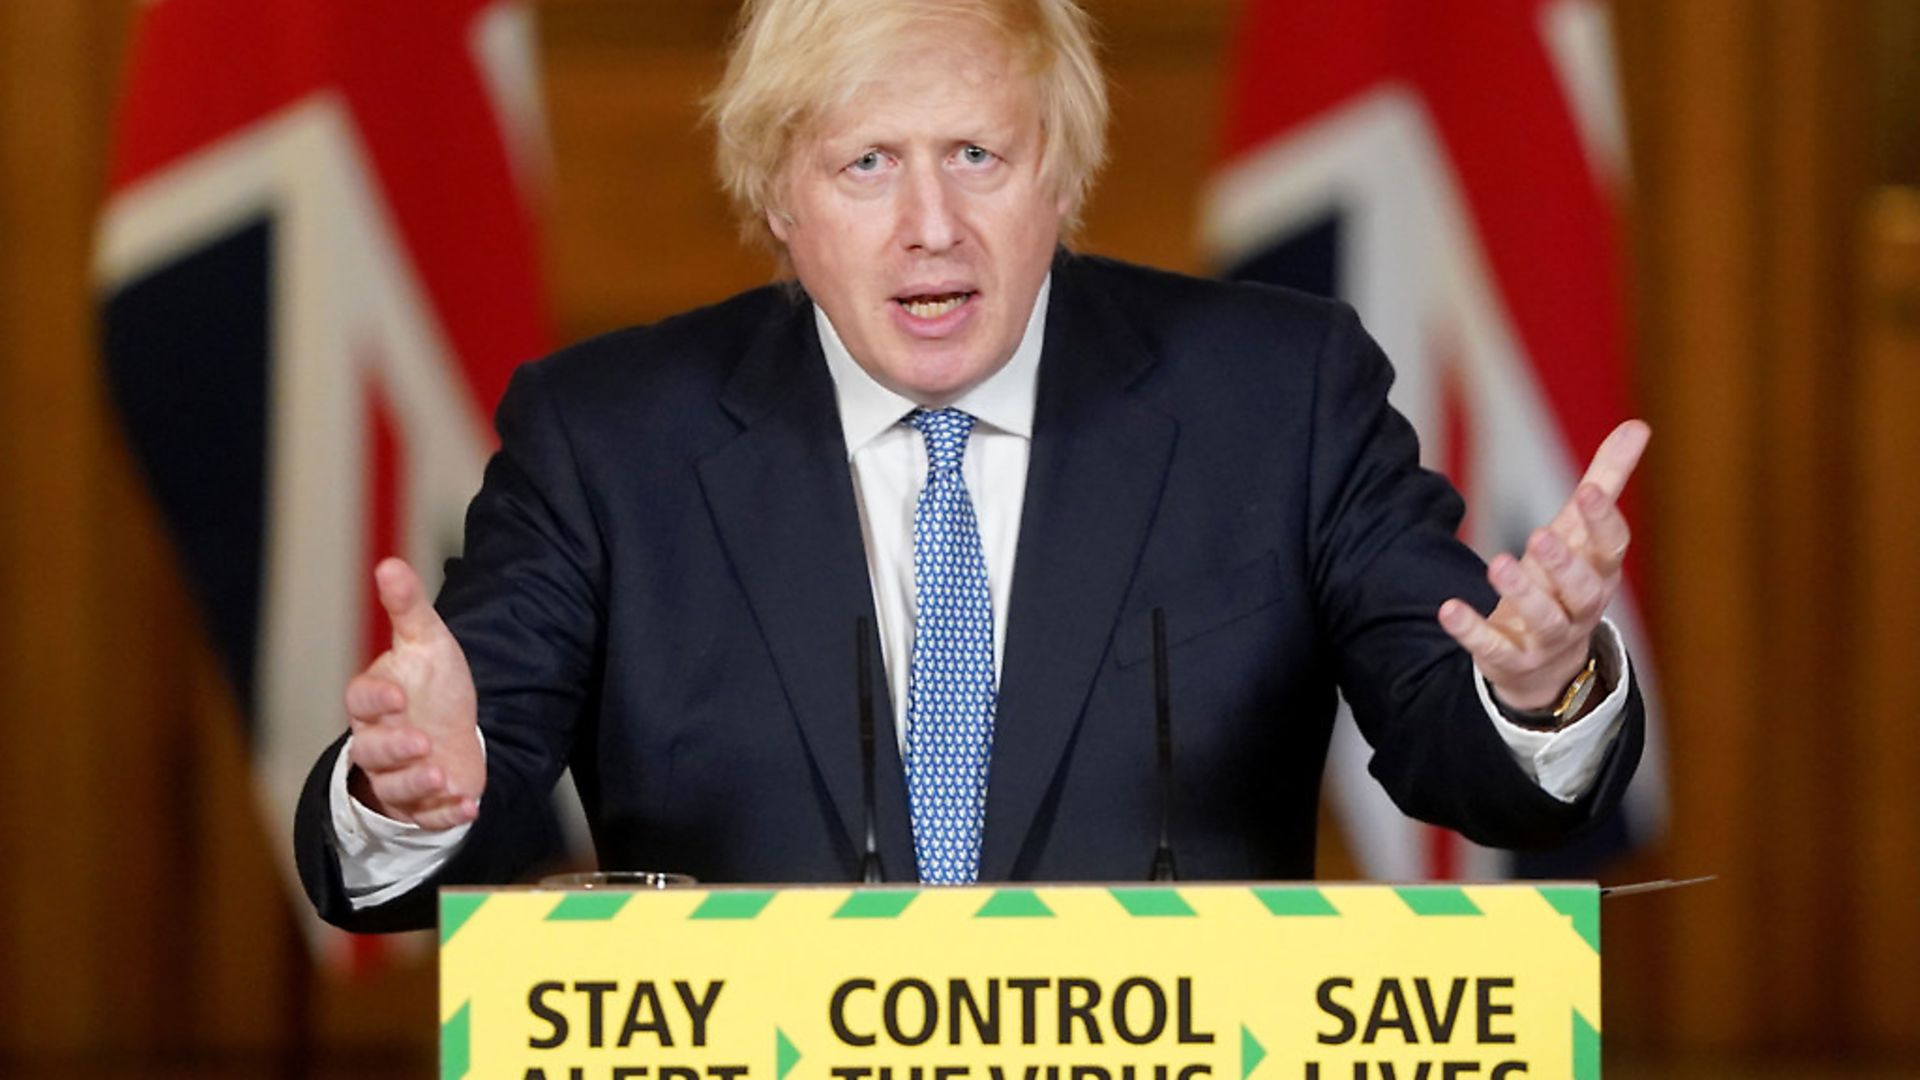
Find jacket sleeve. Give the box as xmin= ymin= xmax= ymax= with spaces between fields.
xmin=1303 ymin=302 xmax=1645 ymax=848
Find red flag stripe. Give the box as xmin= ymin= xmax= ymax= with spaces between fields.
xmin=1220 ymin=0 xmax=1627 ymax=475
xmin=108 ymin=0 xmax=546 ymax=421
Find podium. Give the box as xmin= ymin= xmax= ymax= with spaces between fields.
xmin=438 ymin=883 xmax=1601 ymax=1080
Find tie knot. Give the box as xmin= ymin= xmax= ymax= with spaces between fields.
xmin=907 ymin=407 xmax=975 ymax=474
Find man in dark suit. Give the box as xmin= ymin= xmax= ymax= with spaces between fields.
xmin=297 ymin=0 xmax=1647 ymax=933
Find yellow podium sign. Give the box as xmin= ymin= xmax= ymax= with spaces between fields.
xmin=439 ymin=884 xmax=1600 ymax=1080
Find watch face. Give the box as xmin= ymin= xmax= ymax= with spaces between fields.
xmin=1550 ymin=660 xmax=1601 ymax=725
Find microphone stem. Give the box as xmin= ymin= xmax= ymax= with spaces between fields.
xmin=1151 ymin=608 xmax=1177 ymax=882
xmin=857 ymin=617 xmax=883 ymax=884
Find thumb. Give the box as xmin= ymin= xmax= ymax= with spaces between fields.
xmin=374 ymin=557 xmax=440 ymax=645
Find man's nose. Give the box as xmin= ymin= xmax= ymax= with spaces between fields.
xmin=897 ymin=163 xmax=961 ymax=253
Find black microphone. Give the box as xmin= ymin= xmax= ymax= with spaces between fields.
xmin=1149 ymin=608 xmax=1178 ymax=882
xmin=856 ymin=617 xmax=884 ymax=884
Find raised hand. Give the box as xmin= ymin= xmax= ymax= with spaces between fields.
xmin=1437 ymin=420 xmax=1651 ymax=714
xmin=343 ymin=558 xmax=484 ymax=829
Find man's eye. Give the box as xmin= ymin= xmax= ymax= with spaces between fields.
xmin=959 ymin=145 xmax=994 ymax=166
xmin=849 ymin=151 xmax=884 ymax=172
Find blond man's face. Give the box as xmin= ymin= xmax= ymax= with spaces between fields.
xmin=769 ymin=32 xmax=1066 ymax=406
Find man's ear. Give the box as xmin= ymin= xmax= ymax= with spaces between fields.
xmin=1054 ymin=182 xmax=1082 ymax=234
xmin=766 ymin=206 xmax=792 ymax=243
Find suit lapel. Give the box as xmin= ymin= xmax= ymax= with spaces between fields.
xmin=978 ymin=258 xmax=1178 ymax=880
xmin=695 ymin=304 xmax=918 ymax=881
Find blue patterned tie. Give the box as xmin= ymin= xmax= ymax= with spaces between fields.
xmin=904 ymin=407 xmax=997 ymax=884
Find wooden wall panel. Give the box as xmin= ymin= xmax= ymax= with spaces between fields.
xmin=1750 ymin=0 xmax=1866 ymax=1049
xmin=1634 ymin=0 xmax=1769 ymax=1048
xmin=1856 ymin=187 xmax=1920 ymax=1047
xmin=540 ymin=2 xmax=765 ymax=337
xmin=1605 ymin=0 xmax=1901 ymax=1056
xmin=0 ymin=0 xmax=130 ymax=1055
xmin=1075 ymin=0 xmax=1235 ymax=274
xmin=3 ymin=0 xmax=1919 ymax=1068
xmin=88 ymin=464 xmax=195 ymax=1049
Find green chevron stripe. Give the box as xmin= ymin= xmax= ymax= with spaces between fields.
xmin=975 ymin=890 xmax=1054 ymax=917
xmin=439 ymin=893 xmax=488 ymax=945
xmin=1240 ymin=1024 xmax=1266 ymax=1079
xmin=777 ymin=1027 xmax=802 ymax=1080
xmin=1393 ymin=886 xmax=1482 ymax=916
xmin=1110 ymin=888 xmax=1196 ymax=917
xmin=833 ymin=891 xmax=918 ymax=919
xmin=1573 ymin=1009 xmax=1600 ymax=1080
xmin=440 ymin=1001 xmax=471 ymax=1080
xmin=547 ymin=892 xmax=632 ymax=921
xmin=690 ymin=891 xmax=777 ymax=920
xmin=1250 ymin=887 xmax=1338 ymax=916
xmin=1538 ymin=886 xmax=1601 ymax=952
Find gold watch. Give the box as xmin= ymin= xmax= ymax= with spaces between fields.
xmin=1497 ymin=655 xmax=1599 ymax=732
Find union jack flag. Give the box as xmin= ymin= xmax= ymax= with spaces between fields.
xmin=1203 ymin=0 xmax=1665 ymax=880
xmin=95 ymin=0 xmax=552 ymax=968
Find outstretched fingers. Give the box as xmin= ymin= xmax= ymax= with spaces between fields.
xmin=1578 ymin=419 xmax=1651 ymax=502
xmin=347 ymin=727 xmax=480 ymax=826
xmin=345 ymin=672 xmax=405 ymax=722
xmin=1546 ymin=421 xmax=1649 ymax=552
xmin=1573 ymin=483 xmax=1632 ymax=577
xmin=342 ymin=559 xmax=485 ymax=828
xmin=1438 ymin=421 xmax=1650 ymax=712
xmin=1487 ymin=552 xmax=1571 ymax=642
xmin=1527 ymin=527 xmax=1609 ymax=624
xmin=347 ymin=721 xmax=431 ymax=772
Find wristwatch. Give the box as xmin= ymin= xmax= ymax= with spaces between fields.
xmin=1495 ymin=654 xmax=1599 ymax=732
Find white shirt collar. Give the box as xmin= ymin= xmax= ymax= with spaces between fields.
xmin=815 ymin=274 xmax=1049 ymax=456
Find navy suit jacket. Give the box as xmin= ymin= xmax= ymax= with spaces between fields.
xmin=296 ymin=252 xmax=1644 ymax=932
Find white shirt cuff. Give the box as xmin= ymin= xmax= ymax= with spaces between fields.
xmin=1477 ymin=620 xmax=1632 ymax=803
xmin=328 ymin=729 xmax=482 ymax=910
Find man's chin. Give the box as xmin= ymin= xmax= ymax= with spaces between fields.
xmin=882 ymin=361 xmax=995 ymax=407
xmin=861 ymin=337 xmax=991 ymax=403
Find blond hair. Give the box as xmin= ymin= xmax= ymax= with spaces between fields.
xmin=706 ymin=0 xmax=1108 ymax=246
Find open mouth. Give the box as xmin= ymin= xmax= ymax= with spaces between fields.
xmin=896 ymin=291 xmax=975 ymax=319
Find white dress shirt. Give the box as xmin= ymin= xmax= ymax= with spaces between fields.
xmin=331 ymin=276 xmax=1630 ymax=906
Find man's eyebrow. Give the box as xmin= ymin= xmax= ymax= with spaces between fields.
xmin=818 ymin=127 xmax=894 ymax=151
